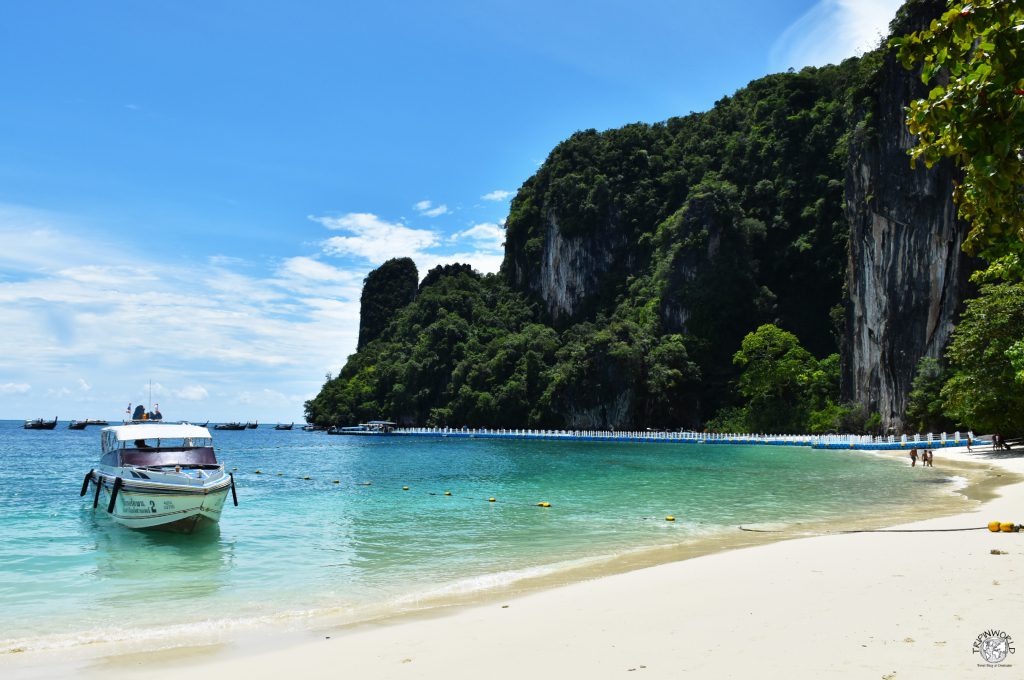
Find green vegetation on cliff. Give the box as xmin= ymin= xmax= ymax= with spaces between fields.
xmin=357 ymin=257 xmax=419 ymax=350
xmin=307 ymin=56 xmax=880 ymax=431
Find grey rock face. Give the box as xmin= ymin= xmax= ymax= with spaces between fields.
xmin=844 ymin=1 xmax=976 ymax=430
xmin=529 ymin=213 xmax=628 ymax=324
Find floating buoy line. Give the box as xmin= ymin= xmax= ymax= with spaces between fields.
xmin=225 ymin=470 xmax=1024 ymax=534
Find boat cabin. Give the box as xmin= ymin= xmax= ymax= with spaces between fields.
xmin=100 ymin=423 xmax=218 ymax=469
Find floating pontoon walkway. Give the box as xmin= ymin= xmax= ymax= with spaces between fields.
xmin=386 ymin=428 xmax=980 ymax=450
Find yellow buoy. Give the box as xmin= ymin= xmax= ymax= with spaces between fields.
xmin=303 ymin=476 xmax=312 ymax=480
xmin=1000 ymin=522 xmax=1015 ymax=533
xmin=988 ymin=521 xmax=1002 ymax=532
xmin=537 ymin=501 xmax=551 ymax=507
xmin=665 ymin=516 xmax=675 ymax=522
xmin=489 ymin=497 xmax=496 ymax=502
xmin=402 ymin=486 xmax=409 ymax=491
xmin=255 ymin=470 xmax=262 ymax=475
xmin=445 ymin=491 xmax=452 ymax=496
xmin=232 ymin=467 xmax=238 ymax=471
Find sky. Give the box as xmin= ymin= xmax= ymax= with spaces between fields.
xmin=0 ymin=0 xmax=903 ymax=423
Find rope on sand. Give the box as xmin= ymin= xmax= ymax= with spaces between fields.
xmin=738 ymin=525 xmax=990 ymax=534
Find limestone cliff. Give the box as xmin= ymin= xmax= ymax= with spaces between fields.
xmin=844 ymin=0 xmax=978 ymax=430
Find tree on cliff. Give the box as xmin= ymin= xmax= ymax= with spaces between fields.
xmin=892 ymin=0 xmax=1024 ymax=280
xmin=357 ymin=257 xmax=419 ymax=350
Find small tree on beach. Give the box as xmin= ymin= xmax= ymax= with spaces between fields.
xmin=905 ymin=357 xmax=955 ymax=432
xmin=726 ymin=324 xmax=840 ymax=433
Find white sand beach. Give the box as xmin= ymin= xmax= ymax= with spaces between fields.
xmin=6 ymin=444 xmax=1023 ymax=680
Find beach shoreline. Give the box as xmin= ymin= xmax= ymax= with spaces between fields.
xmin=4 ymin=443 xmax=1022 ymax=679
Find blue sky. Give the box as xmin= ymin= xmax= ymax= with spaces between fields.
xmin=0 ymin=0 xmax=902 ymax=422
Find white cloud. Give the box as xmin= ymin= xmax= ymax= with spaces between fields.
xmin=481 ymin=190 xmax=513 ymax=202
xmin=238 ymin=388 xmax=291 ymax=405
xmin=278 ymin=256 xmax=356 ymax=284
xmin=313 ymin=213 xmax=440 ymax=265
xmin=414 ymin=200 xmax=449 ymax=218
xmin=0 ymin=205 xmax=360 ymax=421
xmin=442 ymin=252 xmax=504 ymax=275
xmin=176 ymin=385 xmax=209 ymax=401
xmin=769 ymin=0 xmax=901 ymax=71
xmin=451 ymin=222 xmax=506 ymax=250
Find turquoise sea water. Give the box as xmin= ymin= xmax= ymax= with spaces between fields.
xmin=0 ymin=420 xmax=966 ymax=654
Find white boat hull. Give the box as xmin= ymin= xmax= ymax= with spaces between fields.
xmin=93 ymin=471 xmax=232 ymax=532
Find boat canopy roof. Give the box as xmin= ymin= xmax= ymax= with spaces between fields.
xmin=102 ymin=423 xmax=212 ymax=441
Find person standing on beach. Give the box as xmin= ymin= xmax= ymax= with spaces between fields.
xmin=925 ymin=450 xmax=934 ymax=467
xmin=910 ymin=448 xmax=918 ymax=466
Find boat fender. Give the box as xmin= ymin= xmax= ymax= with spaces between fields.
xmin=229 ymin=472 xmax=238 ymax=507
xmin=107 ymin=477 xmax=123 ymax=514
xmin=989 ymin=521 xmax=1003 ymax=532
xmin=80 ymin=469 xmax=94 ymax=496
xmin=92 ymin=474 xmax=103 ymax=508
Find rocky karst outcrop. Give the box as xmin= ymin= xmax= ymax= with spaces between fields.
xmin=844 ymin=0 xmax=978 ymax=430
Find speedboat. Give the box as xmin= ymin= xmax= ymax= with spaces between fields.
xmin=80 ymin=422 xmax=237 ymax=532
xmin=327 ymin=420 xmax=396 ymax=435
xmin=24 ymin=417 xmax=58 ymax=430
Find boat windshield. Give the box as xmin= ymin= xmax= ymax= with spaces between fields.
xmin=102 ymin=430 xmax=213 ymax=454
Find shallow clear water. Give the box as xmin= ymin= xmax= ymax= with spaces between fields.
xmin=0 ymin=421 xmax=962 ymax=653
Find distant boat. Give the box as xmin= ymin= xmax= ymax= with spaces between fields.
xmin=301 ymin=424 xmax=327 ymax=431
xmin=327 ymin=420 xmax=396 ymax=436
xmin=24 ymin=417 xmax=58 ymax=430
xmin=69 ymin=419 xmax=109 ymax=430
xmin=246 ymin=421 xmax=258 ymax=429
xmin=274 ymin=423 xmax=294 ymax=430
xmin=191 ymin=421 xmax=209 ymax=428
xmin=214 ymin=422 xmax=246 ymax=431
